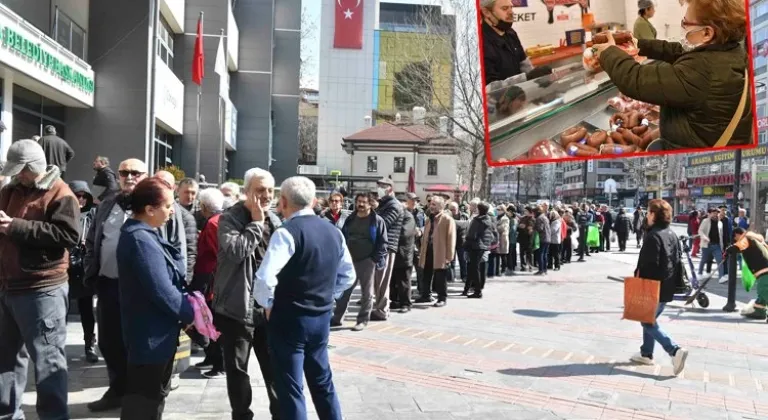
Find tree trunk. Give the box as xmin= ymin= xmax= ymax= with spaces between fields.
xmin=468 ymin=151 xmax=479 ymax=199
xmin=479 ymin=158 xmax=488 ymax=199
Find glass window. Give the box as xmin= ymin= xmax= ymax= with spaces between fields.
xmin=759 ymin=104 xmax=766 ymax=118
xmin=157 ymin=17 xmax=174 ymax=69
xmin=393 ymin=157 xmax=406 ymax=173
xmin=367 ymin=156 xmax=378 ymax=173
xmin=55 ymin=9 xmax=86 ymax=60
xmin=760 ymin=131 xmax=767 ymax=145
xmin=427 ymin=159 xmax=438 ymax=176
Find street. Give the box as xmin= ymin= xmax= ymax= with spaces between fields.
xmin=23 ymin=227 xmax=768 ymax=420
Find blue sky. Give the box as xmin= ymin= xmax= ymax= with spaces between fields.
xmin=301 ymin=0 xmax=455 ymax=89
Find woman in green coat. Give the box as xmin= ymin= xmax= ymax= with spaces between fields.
xmin=593 ymin=0 xmax=751 ymax=150
xmin=634 ymin=0 xmax=657 ymax=40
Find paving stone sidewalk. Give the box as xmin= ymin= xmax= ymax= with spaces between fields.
xmin=20 ymin=243 xmax=768 ymax=419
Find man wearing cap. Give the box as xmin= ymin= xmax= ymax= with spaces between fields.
xmin=373 ymin=177 xmax=405 ymax=320
xmin=39 ymin=125 xmax=75 ymax=180
xmin=0 ymin=140 xmax=80 ymax=419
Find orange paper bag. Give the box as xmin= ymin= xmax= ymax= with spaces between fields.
xmin=623 ymin=277 xmax=660 ymax=324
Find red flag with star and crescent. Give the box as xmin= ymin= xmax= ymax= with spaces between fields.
xmin=334 ymin=0 xmax=364 ymax=49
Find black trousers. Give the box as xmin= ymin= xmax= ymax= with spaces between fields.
xmin=215 ymin=312 xmax=280 ymax=420
xmin=391 ymin=266 xmax=413 ymax=307
xmin=548 ymin=244 xmax=561 ymax=269
xmin=518 ymin=241 xmax=532 ymax=270
xmin=120 ymin=357 xmax=174 ymax=420
xmin=77 ymin=296 xmax=96 ymax=342
xmin=601 ymin=229 xmax=611 ymax=251
xmin=96 ymin=277 xmax=128 ymax=398
xmin=422 ymin=246 xmax=448 ymax=302
xmin=618 ymin=234 xmax=628 ymax=251
xmin=467 ymin=250 xmax=487 ymax=293
xmin=507 ymin=246 xmax=517 ymax=271
xmin=562 ymin=237 xmax=572 ymax=262
xmin=578 ymin=226 xmax=589 ymax=258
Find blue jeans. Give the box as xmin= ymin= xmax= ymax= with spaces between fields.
xmin=640 ymin=302 xmax=679 ymax=358
xmin=268 ymin=308 xmax=342 ymax=420
xmin=698 ymin=244 xmax=724 ymax=278
xmin=0 ymin=284 xmax=69 ymax=420
xmin=537 ymin=243 xmax=550 ymax=273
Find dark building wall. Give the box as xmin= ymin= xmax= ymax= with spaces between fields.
xmin=229 ymin=0 xmax=273 ymax=181
xmin=1 ymin=0 xmax=52 ymax=36
xmin=230 ymin=0 xmax=299 ymax=184
xmin=65 ymin=0 xmax=151 ymax=184
xmin=179 ymin=0 xmax=228 ymax=181
xmin=271 ymin=0 xmax=300 ymax=183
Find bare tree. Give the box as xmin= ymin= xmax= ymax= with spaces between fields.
xmin=298 ymin=114 xmax=318 ymax=164
xmin=300 ymin=6 xmax=318 ymax=88
xmin=388 ymin=0 xmax=487 ymax=197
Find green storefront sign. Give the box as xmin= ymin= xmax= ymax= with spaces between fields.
xmin=0 ymin=26 xmax=94 ymax=94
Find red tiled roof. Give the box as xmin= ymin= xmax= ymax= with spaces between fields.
xmin=343 ymin=122 xmax=451 ymax=144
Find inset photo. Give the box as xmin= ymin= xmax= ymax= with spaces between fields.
xmin=478 ymin=0 xmax=756 ymax=165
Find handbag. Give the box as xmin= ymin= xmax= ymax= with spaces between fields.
xmin=623 ymin=277 xmax=661 ymax=324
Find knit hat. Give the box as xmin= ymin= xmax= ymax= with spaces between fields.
xmin=1 ymin=139 xmax=46 ymax=177
xmin=638 ymin=0 xmax=654 ymax=10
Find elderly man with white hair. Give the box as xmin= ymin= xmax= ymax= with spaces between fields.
xmin=191 ymin=187 xmax=227 ymax=378
xmin=253 ymin=176 xmax=355 ymax=420
xmin=220 ymin=181 xmax=241 ymax=209
xmin=213 ymin=168 xmax=282 ymax=419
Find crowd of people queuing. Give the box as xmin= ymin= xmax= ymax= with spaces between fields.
xmin=0 ymin=134 xmax=757 ymax=419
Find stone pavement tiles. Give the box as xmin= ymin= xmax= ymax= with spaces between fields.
xmin=21 ymin=249 xmax=768 ymax=419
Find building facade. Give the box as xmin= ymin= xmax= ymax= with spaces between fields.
xmin=0 ymin=0 xmax=299 ymax=186
xmin=316 ymin=0 xmax=455 ymax=178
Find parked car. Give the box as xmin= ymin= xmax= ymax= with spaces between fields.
xmin=673 ymin=213 xmax=690 ymax=223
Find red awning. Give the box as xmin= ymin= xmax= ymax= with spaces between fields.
xmin=423 ymin=184 xmax=469 ymax=192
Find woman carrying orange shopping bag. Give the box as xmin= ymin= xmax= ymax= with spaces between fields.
xmin=629 ymin=199 xmax=689 ymax=375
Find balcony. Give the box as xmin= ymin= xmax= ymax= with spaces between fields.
xmin=161 ymin=0 xmax=185 ymax=33
xmin=155 ymin=62 xmax=184 ymax=134
xmin=227 ymin=0 xmax=239 ymax=70
xmin=0 ymin=3 xmax=95 ymax=107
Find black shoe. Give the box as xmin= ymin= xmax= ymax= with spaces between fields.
xmin=202 ymin=369 xmax=226 ymax=379
xmin=415 ymin=296 xmax=433 ymax=304
xmin=534 ymin=271 xmax=545 ymax=276
xmin=468 ymin=293 xmax=482 ymax=299
xmin=577 ymin=259 xmax=585 ymax=262
xmin=390 ymin=302 xmax=401 ymax=310
xmin=330 ymin=319 xmax=343 ymax=327
xmin=194 ymin=359 xmax=213 ymax=370
xmin=84 ymin=340 xmax=99 ymax=364
xmin=88 ymin=395 xmax=122 ymax=412
xmin=399 ymin=306 xmax=411 ymax=313
xmin=434 ymin=301 xmax=447 ymax=307
xmin=461 ymin=290 xmax=469 ymax=296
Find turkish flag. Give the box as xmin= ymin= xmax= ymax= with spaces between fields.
xmin=334 ymin=0 xmax=364 ymax=49
xmin=192 ymin=14 xmax=204 ymax=85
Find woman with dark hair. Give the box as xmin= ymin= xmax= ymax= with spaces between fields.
xmin=517 ymin=207 xmax=534 ymax=272
xmin=68 ymin=180 xmax=99 ymax=363
xmin=631 ymin=199 xmax=688 ymax=376
xmin=688 ymin=210 xmax=701 ymax=257
xmin=634 ymin=0 xmax=657 ymax=41
xmin=117 ymin=178 xmax=194 ymax=419
xmin=464 ymin=202 xmax=494 ymax=298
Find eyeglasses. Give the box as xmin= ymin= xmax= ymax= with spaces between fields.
xmin=681 ymin=18 xmax=704 ymax=28
xmin=118 ymin=170 xmax=146 ymax=178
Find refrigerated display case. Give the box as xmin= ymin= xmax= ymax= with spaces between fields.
xmin=486 ymin=58 xmax=661 ymax=163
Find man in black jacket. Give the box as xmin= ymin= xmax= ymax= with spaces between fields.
xmin=92 ymin=156 xmax=119 ymax=202
xmin=449 ymin=201 xmax=469 ymax=281
xmin=374 ymin=178 xmax=404 ymax=321
xmin=600 ymin=205 xmax=614 ymax=252
xmin=38 ymin=125 xmax=74 ymax=180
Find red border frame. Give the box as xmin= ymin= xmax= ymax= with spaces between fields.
xmin=476 ymin=0 xmax=760 ymax=168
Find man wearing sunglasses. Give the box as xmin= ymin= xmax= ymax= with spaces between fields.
xmin=83 ymin=158 xmax=148 ymax=412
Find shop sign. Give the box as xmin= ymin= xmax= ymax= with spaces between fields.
xmin=560 ymin=182 xmax=583 ymax=191
xmin=513 ymin=13 xmax=537 ymax=22
xmin=687 ymin=146 xmax=767 ymax=166
xmin=759 ymin=117 xmax=768 ymax=131
xmin=690 ymin=187 xmax=703 ymax=196
xmin=689 ymin=172 xmax=750 ymax=187
xmin=725 ymin=192 xmax=734 ymax=199
xmin=703 ymin=186 xmax=730 ymax=196
xmin=0 ymin=6 xmax=95 ymax=106
xmin=155 ymin=64 xmax=184 ymax=134
xmin=675 ymin=188 xmax=689 ymax=197
xmin=661 ymin=190 xmax=671 ymax=198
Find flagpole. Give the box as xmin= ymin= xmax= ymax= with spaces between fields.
xmin=195 ymin=11 xmax=203 ymax=181
xmin=217 ymin=28 xmax=225 ymax=185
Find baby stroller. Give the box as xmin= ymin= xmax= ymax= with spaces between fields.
xmin=676 ymin=235 xmax=716 ymax=308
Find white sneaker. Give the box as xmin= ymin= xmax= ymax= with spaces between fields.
xmin=672 ymin=348 xmax=689 ymax=376
xmin=718 ymin=275 xmax=729 ymax=284
xmin=741 ymin=300 xmax=757 ymax=316
xmin=630 ymin=353 xmax=654 ymax=365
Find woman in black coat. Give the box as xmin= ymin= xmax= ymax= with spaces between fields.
xmin=613 ymin=208 xmax=633 ymax=252
xmin=464 ymin=202 xmax=494 ymax=298
xmin=631 ymin=199 xmax=688 ymax=376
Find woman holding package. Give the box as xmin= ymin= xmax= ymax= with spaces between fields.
xmin=117 ymin=178 xmax=194 ymax=419
xmin=631 ymin=199 xmax=688 ymax=375
xmin=593 ymin=0 xmax=751 ymax=149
